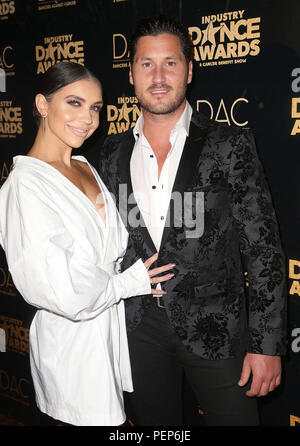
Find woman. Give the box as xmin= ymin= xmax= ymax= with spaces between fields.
xmin=0 ymin=62 xmax=174 ymax=426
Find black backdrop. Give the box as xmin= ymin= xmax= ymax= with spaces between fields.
xmin=0 ymin=0 xmax=300 ymax=426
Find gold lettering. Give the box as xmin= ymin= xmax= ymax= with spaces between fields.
xmin=198 ymin=45 xmax=215 ymax=61
xmin=290 ymin=415 xmax=300 ymax=426
xmin=215 ymin=99 xmax=231 ymax=125
xmin=291 ymin=98 xmax=300 ymax=118
xmin=189 ymin=27 xmax=202 ymax=46
xmin=247 ymin=17 xmax=261 ymax=39
xmin=35 ymin=45 xmax=45 ymax=61
xmin=0 ymin=46 xmax=13 ymax=69
xmin=108 ymin=122 xmax=117 ymax=135
xmin=289 ymin=281 xmax=300 ymax=296
xmin=250 ymin=39 xmax=260 ymax=56
xmin=289 ymin=259 xmax=300 ymax=279
xmin=116 ymin=121 xmax=130 ymax=133
xmin=131 ymin=105 xmax=141 ymax=120
xmin=291 ymin=119 xmax=300 ymax=135
xmin=107 ymin=105 xmax=118 ymax=121
xmin=237 ymin=41 xmax=250 ymax=57
xmin=0 ymin=107 xmax=21 ymax=122
xmin=214 ymin=44 xmax=227 ymax=60
xmin=231 ymin=98 xmax=248 ymax=126
xmin=226 ymin=42 xmax=237 ymax=58
xmin=113 ymin=34 xmax=128 ymax=60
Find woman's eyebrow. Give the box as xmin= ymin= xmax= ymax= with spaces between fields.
xmin=64 ymin=94 xmax=85 ymax=101
xmin=64 ymin=95 xmax=103 ymax=105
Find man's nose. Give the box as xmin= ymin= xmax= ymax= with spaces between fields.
xmin=152 ymin=65 xmax=166 ymax=84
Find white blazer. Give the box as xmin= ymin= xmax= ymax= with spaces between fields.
xmin=0 ymin=155 xmax=151 ymax=426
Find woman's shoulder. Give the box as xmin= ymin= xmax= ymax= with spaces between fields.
xmin=12 ymin=156 xmax=43 ymax=184
xmin=1 ymin=156 xmax=54 ymax=196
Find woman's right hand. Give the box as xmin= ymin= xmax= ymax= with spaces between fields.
xmin=144 ymin=253 xmax=175 ymax=295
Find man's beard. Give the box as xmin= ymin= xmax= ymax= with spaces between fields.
xmin=136 ymin=83 xmax=187 ymax=115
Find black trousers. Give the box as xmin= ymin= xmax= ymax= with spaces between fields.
xmin=124 ymin=299 xmax=259 ymax=426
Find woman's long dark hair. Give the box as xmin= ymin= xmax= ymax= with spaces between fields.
xmin=32 ymin=62 xmax=101 ymax=126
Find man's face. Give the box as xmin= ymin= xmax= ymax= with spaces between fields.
xmin=129 ymin=33 xmax=193 ymax=116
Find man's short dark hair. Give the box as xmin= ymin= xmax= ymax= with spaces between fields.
xmin=129 ymin=15 xmax=194 ymax=65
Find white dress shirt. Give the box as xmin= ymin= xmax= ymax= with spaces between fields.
xmin=0 ymin=155 xmax=151 ymax=426
xmin=130 ymin=101 xmax=193 ymax=251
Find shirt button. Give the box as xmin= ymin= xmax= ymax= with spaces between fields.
xmin=152 ymin=185 xmax=156 ymax=189
xmin=160 ymin=216 xmax=164 ymax=220
xmin=150 ymin=155 xmax=154 ymax=158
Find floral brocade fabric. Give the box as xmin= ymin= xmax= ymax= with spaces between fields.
xmin=99 ymin=112 xmax=287 ymax=360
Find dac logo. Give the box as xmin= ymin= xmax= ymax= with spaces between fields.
xmin=35 ymin=34 xmax=84 ymax=74
xmin=0 ymin=160 xmax=13 ymax=186
xmin=189 ymin=9 xmax=261 ymax=68
xmin=0 ymin=1 xmax=15 ymax=19
xmin=107 ymin=96 xmax=140 ymax=135
xmin=0 ymin=265 xmax=17 ymax=295
xmin=196 ymin=97 xmax=248 ymax=126
xmin=0 ymin=44 xmax=14 ymax=77
xmin=112 ymin=33 xmax=130 ymax=69
xmin=0 ymin=369 xmax=30 ymax=405
xmin=0 ymin=100 xmax=23 ymax=138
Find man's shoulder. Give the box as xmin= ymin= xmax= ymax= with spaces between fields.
xmin=190 ymin=109 xmax=249 ymax=139
xmin=102 ymin=128 xmax=135 ymax=151
xmin=98 ymin=128 xmax=135 ymax=177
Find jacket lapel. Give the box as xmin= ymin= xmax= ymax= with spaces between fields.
xmin=118 ymin=112 xmax=209 ymax=254
xmin=159 ymin=113 xmax=209 ymax=249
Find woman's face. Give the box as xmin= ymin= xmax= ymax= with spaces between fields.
xmin=38 ymin=78 xmax=103 ymax=149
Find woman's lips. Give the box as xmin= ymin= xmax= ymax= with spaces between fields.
xmin=67 ymin=125 xmax=89 ymax=137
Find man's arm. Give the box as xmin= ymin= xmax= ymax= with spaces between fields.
xmin=228 ymin=128 xmax=287 ymax=395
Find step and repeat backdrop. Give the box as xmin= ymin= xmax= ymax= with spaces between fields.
xmin=0 ymin=0 xmax=300 ymax=426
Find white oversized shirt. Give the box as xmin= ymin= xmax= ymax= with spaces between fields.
xmin=131 ymin=101 xmax=193 ymax=251
xmin=0 ymin=155 xmax=151 ymax=426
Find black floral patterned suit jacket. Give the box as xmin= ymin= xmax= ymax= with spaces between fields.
xmin=99 ymin=111 xmax=287 ymax=360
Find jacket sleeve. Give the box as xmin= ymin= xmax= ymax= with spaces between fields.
xmin=228 ymin=128 xmax=287 ymax=356
xmin=3 ymin=178 xmax=151 ymax=322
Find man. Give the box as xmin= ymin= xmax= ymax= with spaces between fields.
xmin=99 ymin=16 xmax=287 ymax=426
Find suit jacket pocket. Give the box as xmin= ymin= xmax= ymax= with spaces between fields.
xmin=194 ymin=279 xmax=227 ymax=298
xmin=194 ymin=279 xmax=245 ymax=299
